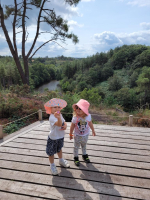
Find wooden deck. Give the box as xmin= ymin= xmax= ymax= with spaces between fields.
xmin=0 ymin=121 xmax=150 ymax=200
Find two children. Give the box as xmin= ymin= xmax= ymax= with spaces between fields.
xmin=44 ymin=98 xmax=96 ymax=175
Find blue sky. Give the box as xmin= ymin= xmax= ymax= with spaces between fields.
xmin=0 ymin=0 xmax=150 ymax=58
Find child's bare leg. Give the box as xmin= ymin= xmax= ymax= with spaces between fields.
xmin=49 ymin=155 xmax=58 ymax=175
xmin=58 ymin=149 xmax=70 ymax=167
xmin=57 ymin=149 xmax=62 ymax=159
xmin=49 ymin=155 xmax=54 ymax=164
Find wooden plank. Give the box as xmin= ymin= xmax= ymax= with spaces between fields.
xmin=27 ymin=130 xmax=150 ymax=144
xmin=28 ymin=129 xmax=150 ymax=141
xmin=1 ymin=149 xmax=150 ymax=170
xmin=30 ymin=125 xmax=150 ymax=138
xmin=93 ymin=124 xmax=150 ymax=132
xmin=4 ymin=140 xmax=150 ymax=156
xmin=0 ymin=121 xmax=150 ymax=200
xmin=29 ymin=131 xmax=150 ymax=146
xmin=40 ymin=121 xmax=150 ymax=133
xmin=0 ymin=152 xmax=150 ymax=178
xmin=0 ymin=159 xmax=150 ymax=189
xmin=18 ymin=134 xmax=150 ymax=150
xmin=1 ymin=145 xmax=149 ymax=163
xmin=0 ymin=168 xmax=150 ymax=199
xmin=93 ymin=128 xmax=150 ymax=138
xmin=0 ymin=179 xmax=130 ymax=200
xmin=0 ymin=191 xmax=42 ymax=200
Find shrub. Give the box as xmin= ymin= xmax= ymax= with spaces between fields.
xmin=134 ymin=112 xmax=150 ymax=127
xmin=80 ymin=88 xmax=101 ymax=106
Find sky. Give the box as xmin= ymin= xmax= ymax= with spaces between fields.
xmin=0 ymin=0 xmax=150 ymax=58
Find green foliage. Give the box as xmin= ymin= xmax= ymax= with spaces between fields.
xmin=0 ymin=94 xmax=23 ymax=118
xmin=1 ymin=44 xmax=150 ymax=113
xmin=61 ymin=92 xmax=80 ymax=121
xmin=61 ymin=81 xmax=70 ymax=92
xmin=131 ymin=49 xmax=150 ymax=69
xmin=80 ymin=88 xmax=101 ymax=105
xmin=136 ymin=66 xmax=150 ymax=90
xmin=3 ymin=116 xmax=28 ymax=134
xmin=108 ymin=75 xmax=123 ymax=91
xmin=136 ymin=66 xmax=150 ymax=104
xmin=129 ymin=71 xmax=139 ymax=88
xmin=30 ymin=62 xmax=56 ymax=88
xmin=112 ymin=44 xmax=148 ymax=69
xmin=115 ymin=88 xmax=138 ymax=111
xmin=103 ymin=95 xmax=117 ymax=106
xmin=9 ymin=84 xmax=30 ymax=96
xmin=43 ymin=91 xmax=59 ymax=102
xmin=0 ymin=57 xmax=22 ymax=88
xmin=3 ymin=123 xmax=19 ymax=134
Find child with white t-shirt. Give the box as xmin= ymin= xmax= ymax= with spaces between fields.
xmin=69 ymin=99 xmax=96 ymax=166
xmin=44 ymin=98 xmax=70 ymax=175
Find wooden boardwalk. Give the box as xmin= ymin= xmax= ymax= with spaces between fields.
xmin=0 ymin=121 xmax=150 ymax=200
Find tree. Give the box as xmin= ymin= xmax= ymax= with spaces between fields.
xmin=0 ymin=0 xmax=80 ymax=85
xmin=115 ymin=88 xmax=138 ymax=111
xmin=136 ymin=66 xmax=150 ymax=103
xmin=108 ymin=75 xmax=123 ymax=91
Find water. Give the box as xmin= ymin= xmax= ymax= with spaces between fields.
xmin=35 ymin=80 xmax=60 ymax=93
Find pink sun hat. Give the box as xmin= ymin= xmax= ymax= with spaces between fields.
xmin=72 ymin=99 xmax=90 ymax=115
xmin=44 ymin=98 xmax=67 ymax=114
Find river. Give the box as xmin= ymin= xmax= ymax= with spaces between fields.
xmin=35 ymin=80 xmax=61 ymax=93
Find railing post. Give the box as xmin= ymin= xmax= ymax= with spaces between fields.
xmin=0 ymin=125 xmax=3 ymax=139
xmin=129 ymin=115 xmax=133 ymax=126
xmin=38 ymin=109 xmax=42 ymax=121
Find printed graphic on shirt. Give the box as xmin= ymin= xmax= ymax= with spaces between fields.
xmin=77 ymin=119 xmax=88 ymax=135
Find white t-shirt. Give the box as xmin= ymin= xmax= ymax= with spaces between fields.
xmin=72 ymin=114 xmax=91 ymax=136
xmin=49 ymin=114 xmax=65 ymax=140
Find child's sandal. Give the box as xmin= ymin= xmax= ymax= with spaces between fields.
xmin=82 ymin=154 xmax=90 ymax=163
xmin=74 ymin=156 xmax=80 ymax=166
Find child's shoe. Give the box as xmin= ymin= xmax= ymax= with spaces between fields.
xmin=74 ymin=156 xmax=80 ymax=166
xmin=59 ymin=159 xmax=70 ymax=168
xmin=50 ymin=164 xmax=58 ymax=175
xmin=82 ymin=154 xmax=90 ymax=163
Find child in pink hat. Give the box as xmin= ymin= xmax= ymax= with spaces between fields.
xmin=69 ymin=99 xmax=96 ymax=166
xmin=44 ymin=98 xmax=70 ymax=175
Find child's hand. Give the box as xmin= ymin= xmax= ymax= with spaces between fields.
xmin=54 ymin=111 xmax=61 ymax=119
xmin=70 ymin=133 xmax=73 ymax=140
xmin=92 ymin=131 xmax=96 ymax=136
xmin=60 ymin=122 xmax=67 ymax=130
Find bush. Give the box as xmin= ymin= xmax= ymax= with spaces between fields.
xmin=80 ymin=88 xmax=101 ymax=106
xmin=134 ymin=114 xmax=150 ymax=127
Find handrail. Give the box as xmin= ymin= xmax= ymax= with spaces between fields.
xmin=2 ymin=111 xmax=38 ymax=127
xmin=0 ymin=110 xmax=150 ymax=139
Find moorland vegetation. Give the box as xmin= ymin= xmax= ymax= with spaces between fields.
xmin=0 ymin=44 xmax=150 ymax=133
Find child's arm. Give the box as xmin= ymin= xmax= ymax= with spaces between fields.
xmin=70 ymin=123 xmax=75 ymax=140
xmin=89 ymin=121 xmax=96 ymax=136
xmin=61 ymin=122 xmax=67 ymax=130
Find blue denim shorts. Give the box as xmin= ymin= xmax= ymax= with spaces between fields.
xmin=46 ymin=136 xmax=64 ymax=156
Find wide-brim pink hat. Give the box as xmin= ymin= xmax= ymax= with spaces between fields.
xmin=44 ymin=98 xmax=67 ymax=114
xmin=72 ymin=99 xmax=90 ymax=115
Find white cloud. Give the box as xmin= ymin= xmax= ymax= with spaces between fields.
xmin=92 ymin=30 xmax=150 ymax=54
xmin=119 ymin=30 xmax=150 ymax=44
xmin=140 ymin=22 xmax=150 ymax=30
xmin=68 ymin=20 xmax=84 ymax=30
xmin=94 ymin=32 xmax=123 ymax=46
xmin=68 ymin=20 xmax=83 ymax=27
xmin=121 ymin=0 xmax=150 ymax=7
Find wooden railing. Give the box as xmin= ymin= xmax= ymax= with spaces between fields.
xmin=0 ymin=110 xmax=149 ymax=139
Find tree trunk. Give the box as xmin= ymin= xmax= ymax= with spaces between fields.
xmin=0 ymin=4 xmax=29 ymax=85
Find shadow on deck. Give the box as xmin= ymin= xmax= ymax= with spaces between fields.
xmin=0 ymin=121 xmax=150 ymax=200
